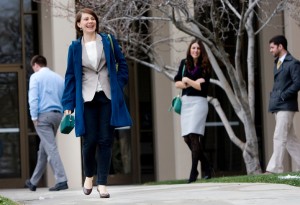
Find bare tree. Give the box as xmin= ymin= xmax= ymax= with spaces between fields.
xmin=286 ymin=0 xmax=300 ymax=26
xmin=36 ymin=0 xmax=295 ymax=174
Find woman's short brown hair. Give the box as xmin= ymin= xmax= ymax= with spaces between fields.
xmin=75 ymin=8 xmax=99 ymax=36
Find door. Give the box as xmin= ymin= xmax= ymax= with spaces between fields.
xmin=107 ymin=61 xmax=139 ymax=184
xmin=107 ymin=61 xmax=155 ymax=184
xmin=0 ymin=0 xmax=39 ymax=188
xmin=0 ymin=67 xmax=28 ymax=188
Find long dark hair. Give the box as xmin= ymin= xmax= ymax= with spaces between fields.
xmin=186 ymin=39 xmax=211 ymax=76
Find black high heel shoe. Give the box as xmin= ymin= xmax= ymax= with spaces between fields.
xmin=83 ymin=187 xmax=92 ymax=195
xmin=187 ymin=170 xmax=199 ymax=183
xmin=83 ymin=177 xmax=93 ymax=195
xmin=97 ymin=187 xmax=110 ymax=198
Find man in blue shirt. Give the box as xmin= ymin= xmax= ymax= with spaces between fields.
xmin=25 ymin=55 xmax=68 ymax=191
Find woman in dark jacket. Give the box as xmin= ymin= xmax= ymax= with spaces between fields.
xmin=174 ymin=39 xmax=212 ymax=183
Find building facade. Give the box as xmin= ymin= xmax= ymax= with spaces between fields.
xmin=0 ymin=0 xmax=300 ymax=189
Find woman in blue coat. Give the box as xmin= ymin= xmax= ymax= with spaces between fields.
xmin=62 ymin=8 xmax=132 ymax=198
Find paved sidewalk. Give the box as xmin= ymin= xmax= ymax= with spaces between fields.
xmin=1 ymin=183 xmax=300 ymax=205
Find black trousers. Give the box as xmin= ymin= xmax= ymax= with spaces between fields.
xmin=82 ymin=91 xmax=114 ymax=185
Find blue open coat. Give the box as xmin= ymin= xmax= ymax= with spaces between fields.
xmin=62 ymin=33 xmax=132 ymax=137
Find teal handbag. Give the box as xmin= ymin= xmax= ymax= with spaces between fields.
xmin=169 ymin=64 xmax=185 ymax=115
xmin=60 ymin=114 xmax=75 ymax=134
xmin=169 ymin=95 xmax=182 ymax=114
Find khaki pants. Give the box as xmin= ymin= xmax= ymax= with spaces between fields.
xmin=266 ymin=111 xmax=300 ymax=173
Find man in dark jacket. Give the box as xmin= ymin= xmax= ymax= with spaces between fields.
xmin=266 ymin=35 xmax=300 ymax=173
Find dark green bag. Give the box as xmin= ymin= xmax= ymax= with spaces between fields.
xmin=60 ymin=114 xmax=75 ymax=134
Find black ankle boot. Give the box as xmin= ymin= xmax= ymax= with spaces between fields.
xmin=187 ymin=170 xmax=199 ymax=183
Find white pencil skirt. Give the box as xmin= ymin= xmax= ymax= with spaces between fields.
xmin=180 ymin=95 xmax=208 ymax=137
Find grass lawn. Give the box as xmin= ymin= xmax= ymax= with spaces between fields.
xmin=145 ymin=172 xmax=300 ymax=187
xmin=0 ymin=196 xmax=19 ymax=205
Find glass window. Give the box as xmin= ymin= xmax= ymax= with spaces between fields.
xmin=0 ymin=0 xmax=21 ymax=64
xmin=24 ymin=0 xmax=38 ymax=13
xmin=24 ymin=14 xmax=39 ymax=90
xmin=0 ymin=72 xmax=21 ymax=178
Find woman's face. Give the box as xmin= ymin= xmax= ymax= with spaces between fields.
xmin=77 ymin=13 xmax=96 ymax=35
xmin=190 ymin=42 xmax=201 ymax=60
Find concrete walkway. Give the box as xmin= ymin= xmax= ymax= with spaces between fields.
xmin=1 ymin=183 xmax=300 ymax=205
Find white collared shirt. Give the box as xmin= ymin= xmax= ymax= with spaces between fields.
xmin=278 ymin=53 xmax=287 ymax=64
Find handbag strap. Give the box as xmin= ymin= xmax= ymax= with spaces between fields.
xmin=107 ymin=34 xmax=119 ymax=72
xmin=179 ymin=63 xmax=186 ymax=96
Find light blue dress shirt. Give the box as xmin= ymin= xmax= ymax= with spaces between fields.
xmin=28 ymin=67 xmax=64 ymax=120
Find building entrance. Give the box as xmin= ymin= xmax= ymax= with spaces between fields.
xmin=0 ymin=68 xmax=27 ymax=188
xmin=0 ymin=0 xmax=39 ymax=188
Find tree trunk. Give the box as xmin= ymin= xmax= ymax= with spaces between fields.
xmin=243 ymin=140 xmax=262 ymax=174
